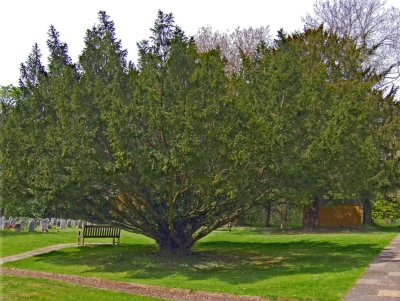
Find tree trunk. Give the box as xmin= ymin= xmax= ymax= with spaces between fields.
xmin=156 ymin=235 xmax=193 ymax=255
xmin=362 ymin=199 xmax=373 ymax=225
xmin=303 ymin=197 xmax=320 ymax=230
xmin=264 ymin=203 xmax=272 ymax=227
xmin=236 ymin=214 xmax=246 ymax=226
xmin=279 ymin=202 xmax=289 ymax=230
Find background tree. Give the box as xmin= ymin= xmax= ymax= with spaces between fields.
xmin=195 ymin=25 xmax=271 ymax=74
xmin=0 ymin=26 xmax=78 ymax=217
xmin=304 ymin=0 xmax=400 ymax=97
xmin=237 ymin=27 xmax=392 ymax=228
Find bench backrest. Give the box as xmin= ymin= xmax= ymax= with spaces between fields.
xmin=83 ymin=225 xmax=120 ymax=238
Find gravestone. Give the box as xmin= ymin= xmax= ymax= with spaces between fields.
xmin=60 ymin=219 xmax=67 ymax=229
xmin=9 ymin=219 xmax=16 ymax=228
xmin=48 ymin=221 xmax=54 ymax=229
xmin=19 ymin=220 xmax=25 ymax=230
xmin=66 ymin=219 xmax=72 ymax=227
xmin=77 ymin=220 xmax=83 ymax=228
xmin=4 ymin=221 xmax=10 ymax=229
xmin=57 ymin=219 xmax=61 ymax=227
xmin=0 ymin=217 xmax=3 ymax=230
xmin=15 ymin=224 xmax=21 ymax=232
xmin=28 ymin=220 xmax=35 ymax=232
xmin=39 ymin=220 xmax=48 ymax=232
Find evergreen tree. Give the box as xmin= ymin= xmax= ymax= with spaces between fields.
xmin=1 ymin=11 xmax=398 ymax=251
xmin=19 ymin=43 xmax=47 ymax=93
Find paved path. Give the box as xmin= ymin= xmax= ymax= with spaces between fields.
xmin=343 ymin=235 xmax=400 ymax=301
xmin=0 ymin=243 xmax=76 ymax=265
xmin=0 ymin=243 xmax=112 ymax=265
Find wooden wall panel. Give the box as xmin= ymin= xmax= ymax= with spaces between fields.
xmin=319 ymin=205 xmax=362 ymax=228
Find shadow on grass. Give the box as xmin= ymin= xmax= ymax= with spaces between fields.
xmin=29 ymin=239 xmax=383 ymax=285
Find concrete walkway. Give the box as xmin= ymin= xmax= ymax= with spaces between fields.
xmin=0 ymin=243 xmax=76 ymax=265
xmin=0 ymin=242 xmax=122 ymax=265
xmin=343 ymin=235 xmax=400 ymax=301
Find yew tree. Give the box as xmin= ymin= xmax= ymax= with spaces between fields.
xmin=0 ymin=11 xmax=256 ymax=253
xmin=1 ymin=10 xmax=397 ymax=251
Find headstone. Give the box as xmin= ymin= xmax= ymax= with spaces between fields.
xmin=0 ymin=217 xmax=3 ymax=230
xmin=48 ymin=221 xmax=54 ymax=229
xmin=77 ymin=220 xmax=83 ymax=228
xmin=39 ymin=220 xmax=48 ymax=232
xmin=66 ymin=219 xmax=72 ymax=227
xmin=15 ymin=224 xmax=21 ymax=232
xmin=9 ymin=219 xmax=16 ymax=228
xmin=4 ymin=221 xmax=10 ymax=229
xmin=19 ymin=220 xmax=25 ymax=230
xmin=57 ymin=219 xmax=61 ymax=227
xmin=28 ymin=220 xmax=35 ymax=232
xmin=60 ymin=219 xmax=67 ymax=229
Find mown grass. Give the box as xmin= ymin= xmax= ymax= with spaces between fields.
xmin=0 ymin=229 xmax=77 ymax=257
xmin=1 ymin=275 xmax=166 ymax=301
xmin=0 ymin=228 xmax=153 ymax=257
xmin=2 ymin=227 xmax=398 ymax=301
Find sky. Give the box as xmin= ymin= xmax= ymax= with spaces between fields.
xmin=1 ymin=0 xmax=398 ymax=86
xmin=0 ymin=0 xmax=318 ymax=86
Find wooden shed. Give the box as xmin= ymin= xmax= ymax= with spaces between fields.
xmin=318 ymin=200 xmax=363 ymax=228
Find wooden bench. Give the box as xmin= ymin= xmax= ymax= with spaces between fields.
xmin=77 ymin=225 xmax=121 ymax=246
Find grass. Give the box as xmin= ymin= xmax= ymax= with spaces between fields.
xmin=2 ymin=227 xmax=398 ymax=301
xmin=0 ymin=229 xmax=77 ymax=257
xmin=0 ymin=228 xmax=154 ymax=257
xmin=1 ymin=275 xmax=166 ymax=301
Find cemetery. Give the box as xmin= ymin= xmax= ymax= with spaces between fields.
xmin=1 ymin=0 xmax=399 ymax=300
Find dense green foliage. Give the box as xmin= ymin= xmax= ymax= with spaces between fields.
xmin=0 ymin=11 xmax=398 ymax=252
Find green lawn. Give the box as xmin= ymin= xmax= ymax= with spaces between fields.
xmin=1 ymin=275 xmax=166 ymax=301
xmin=2 ymin=228 xmax=398 ymax=301
xmin=0 ymin=229 xmax=77 ymax=256
xmin=0 ymin=228 xmax=154 ymax=257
